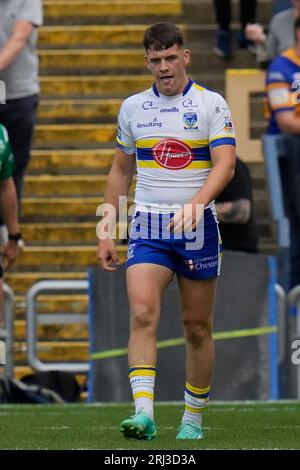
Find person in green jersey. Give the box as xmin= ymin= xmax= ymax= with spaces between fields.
xmin=0 ymin=124 xmax=22 ymax=329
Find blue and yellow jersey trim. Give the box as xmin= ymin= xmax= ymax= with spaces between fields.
xmin=209 ymin=135 xmax=236 ymax=148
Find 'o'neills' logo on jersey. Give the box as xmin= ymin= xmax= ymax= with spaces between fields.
xmin=152 ymin=139 xmax=193 ymax=170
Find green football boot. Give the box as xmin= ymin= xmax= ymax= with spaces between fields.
xmin=120 ymin=409 xmax=156 ymax=440
xmin=176 ymin=420 xmax=204 ymax=440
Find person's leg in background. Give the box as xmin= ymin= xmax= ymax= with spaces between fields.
xmin=213 ymin=0 xmax=233 ymax=58
xmin=239 ymin=0 xmax=257 ymax=49
xmin=272 ymin=0 xmax=292 ymax=15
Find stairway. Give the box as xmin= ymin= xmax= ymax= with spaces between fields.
xmin=4 ymin=0 xmax=274 ymax=387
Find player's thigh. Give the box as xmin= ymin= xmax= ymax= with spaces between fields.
xmin=126 ymin=263 xmax=174 ymax=311
xmin=177 ymin=275 xmax=217 ymax=326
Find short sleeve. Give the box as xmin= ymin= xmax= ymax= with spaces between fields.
xmin=207 ymin=94 xmax=236 ymax=149
xmin=116 ymin=101 xmax=135 ymax=155
xmin=17 ymin=0 xmax=43 ymax=27
xmin=266 ymin=58 xmax=295 ymax=115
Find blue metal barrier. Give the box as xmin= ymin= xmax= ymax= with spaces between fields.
xmin=262 ymin=134 xmax=291 ymax=291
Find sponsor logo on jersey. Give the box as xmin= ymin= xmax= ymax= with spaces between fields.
xmin=183 ymin=112 xmax=198 ymax=130
xmin=224 ymin=116 xmax=234 ymax=134
xmin=160 ymin=107 xmax=179 ymax=113
xmin=182 ymin=98 xmax=198 ymax=108
xmin=152 ymin=138 xmax=193 ymax=170
xmin=142 ymin=100 xmax=159 ymax=110
xmin=137 ymin=117 xmax=163 ymax=129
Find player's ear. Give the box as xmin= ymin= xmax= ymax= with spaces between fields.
xmin=145 ymin=53 xmax=151 ymax=70
xmin=183 ymin=49 xmax=191 ymax=67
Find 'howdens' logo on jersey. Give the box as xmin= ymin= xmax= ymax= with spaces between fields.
xmin=152 ymin=139 xmax=193 ymax=170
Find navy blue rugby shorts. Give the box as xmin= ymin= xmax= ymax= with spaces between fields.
xmin=126 ymin=208 xmax=223 ymax=280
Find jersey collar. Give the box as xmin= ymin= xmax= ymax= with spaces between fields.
xmin=152 ymin=78 xmax=194 ymax=97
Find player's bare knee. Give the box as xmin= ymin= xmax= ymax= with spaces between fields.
xmin=183 ymin=318 xmax=211 ymax=347
xmin=130 ymin=303 xmax=158 ymax=332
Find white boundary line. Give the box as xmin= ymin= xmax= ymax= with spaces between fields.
xmin=0 ymin=399 xmax=299 ymax=409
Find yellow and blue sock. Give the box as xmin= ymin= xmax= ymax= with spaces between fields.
xmin=129 ymin=365 xmax=156 ymax=420
xmin=182 ymin=382 xmax=210 ymax=426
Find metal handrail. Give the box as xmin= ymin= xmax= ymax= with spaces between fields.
xmin=26 ymin=280 xmax=89 ymax=373
xmin=0 ymin=283 xmax=15 ymax=377
xmin=275 ymin=283 xmax=286 ymax=365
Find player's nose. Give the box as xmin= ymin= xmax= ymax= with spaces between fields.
xmin=159 ymin=59 xmax=169 ymax=71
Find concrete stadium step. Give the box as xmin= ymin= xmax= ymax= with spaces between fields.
xmin=15 ymin=294 xmax=88 ymax=317
xmin=38 ymin=99 xmax=121 ymax=123
xmin=15 ymin=294 xmax=88 ymax=318
xmin=253 ymin=190 xmax=271 ymax=219
xmin=39 ymin=24 xmax=245 ymax=49
xmin=21 ymin=196 xmax=133 ymax=221
xmin=39 ymin=75 xmax=152 ymax=97
xmin=21 ymin=194 xmax=268 ymax=222
xmin=21 ymin=222 xmax=98 ymax=245
xmin=39 ymin=25 xmax=147 ymax=48
xmin=15 ymin=341 xmax=89 ymax=362
xmin=39 ymin=75 xmax=223 ymax=98
xmin=34 ymin=124 xmax=116 ymax=148
xmin=24 ymin=175 xmax=109 ymax=197
xmin=42 ymin=0 xmax=272 ymax=26
xmin=21 ymin=196 xmax=101 ymax=220
xmin=29 ymin=149 xmax=114 ymax=174
xmin=15 ymin=320 xmax=88 ymax=341
xmin=20 ymin=220 xmax=272 ymax=246
xmin=13 ymin=366 xmax=87 ymax=388
xmin=255 ymin=219 xmax=274 ymax=239
xmin=12 ymin=245 xmax=127 ymax=271
xmin=43 ymin=0 xmax=182 ymax=25
xmin=5 ymin=272 xmax=87 ymax=295
xmin=38 ymin=48 xmax=256 ymax=75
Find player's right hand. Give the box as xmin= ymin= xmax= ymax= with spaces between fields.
xmin=97 ymin=238 xmax=120 ymax=272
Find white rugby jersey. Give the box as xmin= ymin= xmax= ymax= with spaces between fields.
xmin=117 ymin=79 xmax=236 ymax=212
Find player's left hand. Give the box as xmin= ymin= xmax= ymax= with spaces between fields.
xmin=167 ymin=202 xmax=204 ymax=234
xmin=2 ymin=240 xmax=22 ymax=271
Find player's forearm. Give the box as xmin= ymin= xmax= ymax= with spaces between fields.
xmin=0 ymin=179 xmax=19 ymax=234
xmin=215 ymin=199 xmax=251 ymax=224
xmin=0 ymin=21 xmax=33 ymax=70
xmin=0 ymin=36 xmax=27 ymax=70
xmin=104 ymin=166 xmax=132 ymax=216
xmin=276 ymin=113 xmax=300 ymax=134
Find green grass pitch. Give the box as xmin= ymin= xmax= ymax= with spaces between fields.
xmin=0 ymin=401 xmax=299 ymax=450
